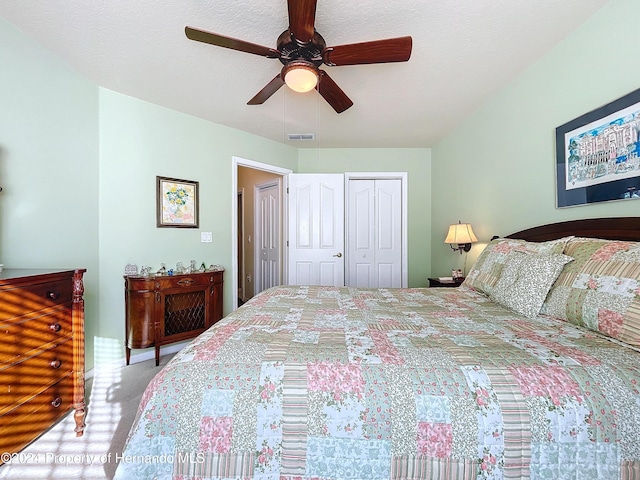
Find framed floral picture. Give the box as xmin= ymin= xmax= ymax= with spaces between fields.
xmin=156 ymin=176 xmax=199 ymax=228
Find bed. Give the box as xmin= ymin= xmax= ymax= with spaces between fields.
xmin=114 ymin=217 xmax=640 ymax=480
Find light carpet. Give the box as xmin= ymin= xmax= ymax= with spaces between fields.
xmin=0 ymin=354 xmax=173 ymax=480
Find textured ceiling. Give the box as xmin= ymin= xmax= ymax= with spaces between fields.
xmin=1 ymin=0 xmax=611 ymax=148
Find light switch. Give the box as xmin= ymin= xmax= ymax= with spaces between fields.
xmin=200 ymin=232 xmax=212 ymax=243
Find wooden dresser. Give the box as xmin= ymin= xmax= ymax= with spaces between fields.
xmin=125 ymin=270 xmax=223 ymax=366
xmin=0 ymin=268 xmax=86 ymax=461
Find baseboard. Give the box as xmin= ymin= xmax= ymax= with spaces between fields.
xmin=125 ymin=342 xmax=189 ymax=365
xmin=86 ymin=341 xmax=190 ymax=377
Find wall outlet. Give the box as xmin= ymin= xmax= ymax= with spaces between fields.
xmin=201 ymin=232 xmax=212 ymax=243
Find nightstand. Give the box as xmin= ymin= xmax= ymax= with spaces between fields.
xmin=428 ymin=277 xmax=464 ymax=287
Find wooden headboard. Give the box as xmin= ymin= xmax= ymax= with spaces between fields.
xmin=505 ymin=217 xmax=640 ymax=242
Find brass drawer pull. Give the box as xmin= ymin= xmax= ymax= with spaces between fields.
xmin=177 ymin=279 xmax=193 ymax=286
xmin=46 ymin=291 xmax=61 ymax=300
xmin=51 ymin=397 xmax=62 ymax=408
xmin=50 ymin=359 xmax=62 ymax=369
xmin=49 ymin=323 xmax=62 ymax=332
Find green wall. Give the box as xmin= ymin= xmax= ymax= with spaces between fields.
xmin=98 ymin=89 xmax=298 ymax=363
xmin=431 ymin=0 xmax=640 ymax=277
xmin=0 ymin=18 xmax=100 ymax=366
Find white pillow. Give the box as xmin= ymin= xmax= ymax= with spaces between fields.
xmin=490 ymin=251 xmax=573 ymax=318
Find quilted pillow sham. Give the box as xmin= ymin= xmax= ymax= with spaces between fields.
xmin=541 ymin=237 xmax=640 ymax=346
xmin=462 ymin=236 xmax=572 ymax=297
xmin=490 ymin=251 xmax=573 ymax=318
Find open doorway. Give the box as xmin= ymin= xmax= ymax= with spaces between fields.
xmin=232 ymin=157 xmax=292 ymax=310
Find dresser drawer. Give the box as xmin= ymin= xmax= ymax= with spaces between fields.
xmin=156 ymin=274 xmax=214 ymax=290
xmin=0 ymin=338 xmax=73 ymax=416
xmin=0 ymin=372 xmax=74 ymax=459
xmin=0 ymin=279 xmax=72 ymax=321
xmin=0 ymin=268 xmax=86 ymax=456
xmin=0 ymin=306 xmax=72 ymax=364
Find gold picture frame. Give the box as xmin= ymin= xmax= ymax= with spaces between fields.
xmin=156 ymin=176 xmax=199 ymax=228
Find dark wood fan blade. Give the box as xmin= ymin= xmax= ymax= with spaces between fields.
xmin=323 ymin=36 xmax=412 ymax=66
xmin=317 ymin=71 xmax=353 ymax=113
xmin=247 ymin=74 xmax=285 ymax=105
xmin=287 ymin=0 xmax=317 ymax=43
xmin=185 ymin=26 xmax=280 ymax=58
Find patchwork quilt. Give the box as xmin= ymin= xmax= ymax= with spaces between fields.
xmin=113 ymin=285 xmax=640 ymax=480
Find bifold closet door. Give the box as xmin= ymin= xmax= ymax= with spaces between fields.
xmin=347 ymin=179 xmax=402 ymax=288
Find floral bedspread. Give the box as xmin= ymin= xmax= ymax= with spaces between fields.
xmin=113 ymin=285 xmax=640 ymax=480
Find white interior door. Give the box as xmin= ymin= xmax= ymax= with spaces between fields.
xmin=347 ymin=178 xmax=403 ymax=288
xmin=255 ymin=181 xmax=280 ymax=294
xmin=287 ymin=174 xmax=345 ymax=286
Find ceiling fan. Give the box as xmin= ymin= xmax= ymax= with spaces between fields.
xmin=185 ymin=0 xmax=412 ymax=113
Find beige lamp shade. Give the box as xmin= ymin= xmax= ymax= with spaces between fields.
xmin=444 ymin=222 xmax=478 ymax=253
xmin=282 ymin=61 xmax=319 ymax=93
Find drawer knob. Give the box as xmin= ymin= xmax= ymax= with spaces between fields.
xmin=50 ymin=359 xmax=62 ymax=369
xmin=46 ymin=291 xmax=61 ymax=300
xmin=49 ymin=323 xmax=62 ymax=332
xmin=51 ymin=397 xmax=62 ymax=408
xmin=177 ymin=279 xmax=193 ymax=286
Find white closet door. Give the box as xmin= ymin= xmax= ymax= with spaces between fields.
xmin=348 ymin=179 xmax=375 ymax=287
xmin=347 ymin=178 xmax=402 ymax=288
xmin=287 ymin=174 xmax=345 ymax=287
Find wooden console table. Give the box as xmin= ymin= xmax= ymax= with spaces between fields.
xmin=124 ymin=270 xmax=223 ymax=366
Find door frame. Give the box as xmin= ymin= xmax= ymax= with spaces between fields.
xmin=232 ymin=156 xmax=292 ymax=311
xmin=344 ymin=172 xmax=408 ymax=288
xmin=237 ymin=189 xmax=245 ymax=302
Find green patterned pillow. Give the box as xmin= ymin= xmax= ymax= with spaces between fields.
xmin=462 ymin=236 xmax=572 ymax=297
xmin=540 ymin=237 xmax=640 ymax=346
xmin=490 ymin=251 xmax=573 ymax=318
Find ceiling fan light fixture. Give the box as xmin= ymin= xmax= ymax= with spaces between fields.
xmin=282 ymin=61 xmax=319 ymax=93
xmin=185 ymin=2 xmax=413 ymax=113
